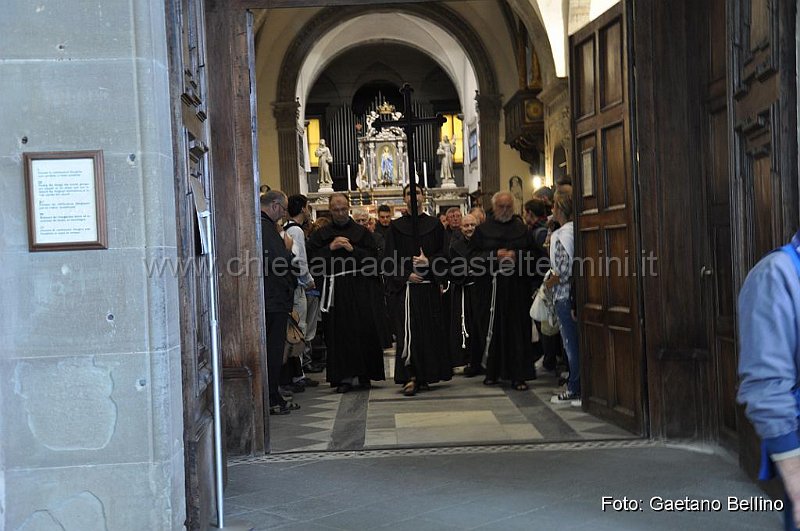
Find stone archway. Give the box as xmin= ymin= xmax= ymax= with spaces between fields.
xmin=273 ymin=3 xmax=507 ymax=196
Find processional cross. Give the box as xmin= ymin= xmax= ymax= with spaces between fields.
xmin=374 ymin=83 xmax=446 ymax=248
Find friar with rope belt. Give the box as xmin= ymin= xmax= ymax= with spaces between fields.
xmin=307 ymin=193 xmax=386 ymax=393
xmin=384 ymin=185 xmax=452 ymax=396
xmin=471 ymin=191 xmax=539 ymax=391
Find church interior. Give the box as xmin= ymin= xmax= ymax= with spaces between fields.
xmin=1 ymin=0 xmax=798 ymax=529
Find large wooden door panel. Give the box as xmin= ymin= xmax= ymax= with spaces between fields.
xmin=728 ymin=0 xmax=797 ymax=476
xmin=166 ymin=0 xmax=219 ymax=527
xmin=571 ymin=3 xmax=643 ymax=434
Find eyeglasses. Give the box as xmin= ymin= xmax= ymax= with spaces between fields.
xmin=273 ymin=201 xmax=287 ymax=212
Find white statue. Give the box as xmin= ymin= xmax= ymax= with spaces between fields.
xmin=315 ymin=139 xmax=334 ymax=188
xmin=437 ymin=135 xmax=456 ymax=186
xmin=356 ymin=151 xmax=369 ymax=189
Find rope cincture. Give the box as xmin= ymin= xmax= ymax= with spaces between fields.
xmin=480 ymin=274 xmax=498 ymax=369
xmin=461 ymin=281 xmax=475 ymax=349
xmin=320 ymin=270 xmax=360 ymax=313
xmin=481 ymin=257 xmax=515 ymax=368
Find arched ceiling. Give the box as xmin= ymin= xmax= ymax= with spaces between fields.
xmin=295 ymin=13 xmax=479 ymax=119
xmin=307 ymin=43 xmax=459 ymax=112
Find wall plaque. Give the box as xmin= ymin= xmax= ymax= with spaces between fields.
xmin=24 ymin=150 xmax=107 ymax=251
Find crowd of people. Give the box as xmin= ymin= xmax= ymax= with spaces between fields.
xmin=259 ymin=177 xmax=579 ymax=415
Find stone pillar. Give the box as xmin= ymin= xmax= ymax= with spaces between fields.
xmin=273 ymin=100 xmax=301 ymax=196
xmin=0 ymin=1 xmax=185 ymax=528
xmin=475 ymin=92 xmax=503 ymax=194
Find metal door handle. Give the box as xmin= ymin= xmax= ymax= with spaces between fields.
xmin=700 ymin=266 xmax=714 ymax=278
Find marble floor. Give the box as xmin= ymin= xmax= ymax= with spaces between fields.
xmin=224 ymin=442 xmax=782 ymax=530
xmin=268 ymin=351 xmax=635 ymax=453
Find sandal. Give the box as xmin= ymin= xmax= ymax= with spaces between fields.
xmin=269 ymin=404 xmax=289 ymax=415
xmin=402 ymin=381 xmax=417 ymax=396
xmin=513 ymin=381 xmax=529 ymax=391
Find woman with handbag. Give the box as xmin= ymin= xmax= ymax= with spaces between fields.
xmin=546 ymin=190 xmax=580 ymax=404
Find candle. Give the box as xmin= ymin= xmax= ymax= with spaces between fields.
xmin=423 ymin=162 xmax=427 ymax=182
xmin=347 ymin=165 xmax=351 ymax=188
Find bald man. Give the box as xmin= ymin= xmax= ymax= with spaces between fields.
xmin=307 ymin=194 xmax=386 ymax=393
xmin=471 ymin=191 xmax=538 ymax=389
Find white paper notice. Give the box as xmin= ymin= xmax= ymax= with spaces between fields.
xmin=32 ymin=158 xmax=97 ymax=244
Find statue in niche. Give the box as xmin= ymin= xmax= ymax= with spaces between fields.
xmin=380 ymin=146 xmax=394 ymax=185
xmin=315 ymin=139 xmax=334 ymax=188
xmin=437 ymin=135 xmax=456 ymax=183
xmin=356 ymin=151 xmax=369 ymax=189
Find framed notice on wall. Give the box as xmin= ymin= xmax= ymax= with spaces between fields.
xmin=24 ymin=150 xmax=107 ymax=251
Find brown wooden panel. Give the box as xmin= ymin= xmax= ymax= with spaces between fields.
xmin=605 ymin=225 xmax=632 ymax=313
xmin=710 ymin=110 xmax=729 ymax=203
xmin=610 ymin=325 xmax=636 ymax=415
xmin=602 ymin=123 xmax=627 ymax=208
xmin=584 ymin=323 xmax=609 ymax=403
xmin=581 ymin=227 xmax=604 ymax=306
xmin=751 ymin=155 xmax=774 ymax=260
xmin=718 ymin=338 xmax=738 ymax=436
xmin=709 ymin=0 xmax=726 ymax=80
xmin=572 ymin=3 xmax=643 ymax=435
xmin=600 ymin=21 xmax=623 ymax=109
xmin=749 ymin=0 xmax=769 ymax=51
xmin=576 ymin=38 xmax=596 ymax=119
xmin=712 ymin=224 xmax=734 ymax=321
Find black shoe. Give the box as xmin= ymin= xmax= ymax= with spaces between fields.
xmin=464 ymin=365 xmax=483 ymax=378
xmin=335 ymin=383 xmax=352 ymax=394
xmin=300 ymin=377 xmax=319 ymax=387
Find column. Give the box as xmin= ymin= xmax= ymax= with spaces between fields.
xmin=475 ymin=92 xmax=503 ymax=195
xmin=273 ymin=100 xmax=301 ymax=196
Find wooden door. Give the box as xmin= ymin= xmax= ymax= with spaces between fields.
xmin=702 ymin=0 xmax=738 ymax=450
xmin=166 ymin=0 xmax=219 ymax=528
xmin=570 ymin=3 xmax=644 ymax=434
xmin=728 ymin=0 xmax=798 ymax=477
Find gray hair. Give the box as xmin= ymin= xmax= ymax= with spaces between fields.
xmin=260 ymin=190 xmax=286 ymax=207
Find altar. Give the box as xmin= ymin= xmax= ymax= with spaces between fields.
xmin=308 ymin=185 xmax=469 ymax=220
xmin=308 ymin=101 xmax=470 ymax=219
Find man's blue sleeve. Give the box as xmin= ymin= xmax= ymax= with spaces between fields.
xmin=737 ymin=252 xmax=800 ymax=455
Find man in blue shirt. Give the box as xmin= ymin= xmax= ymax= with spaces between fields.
xmin=738 ymin=231 xmax=800 ymax=529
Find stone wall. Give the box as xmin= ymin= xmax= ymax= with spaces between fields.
xmin=0 ymin=1 xmax=185 ymax=528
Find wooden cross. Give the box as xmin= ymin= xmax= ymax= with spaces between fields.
xmin=374 ymin=83 xmax=446 ymax=248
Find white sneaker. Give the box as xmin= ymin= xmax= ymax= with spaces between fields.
xmin=570 ymin=399 xmax=582 ymax=407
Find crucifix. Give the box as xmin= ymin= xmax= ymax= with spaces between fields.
xmin=374 ymin=83 xmax=446 ymax=248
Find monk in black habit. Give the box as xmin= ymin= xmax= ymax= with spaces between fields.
xmin=471 ymin=191 xmax=538 ymax=389
xmin=307 ymin=193 xmax=386 ymax=393
xmin=384 ymin=185 xmax=452 ymax=396
xmin=447 ymin=213 xmax=490 ymax=374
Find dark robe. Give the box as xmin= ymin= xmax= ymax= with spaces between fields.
xmin=472 ymin=216 xmax=537 ymax=383
xmin=447 ymin=236 xmax=490 ymax=369
xmin=307 ymin=218 xmax=386 ymax=386
xmin=384 ymin=214 xmax=452 ymax=385
xmin=375 ymin=222 xmax=391 ymax=239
